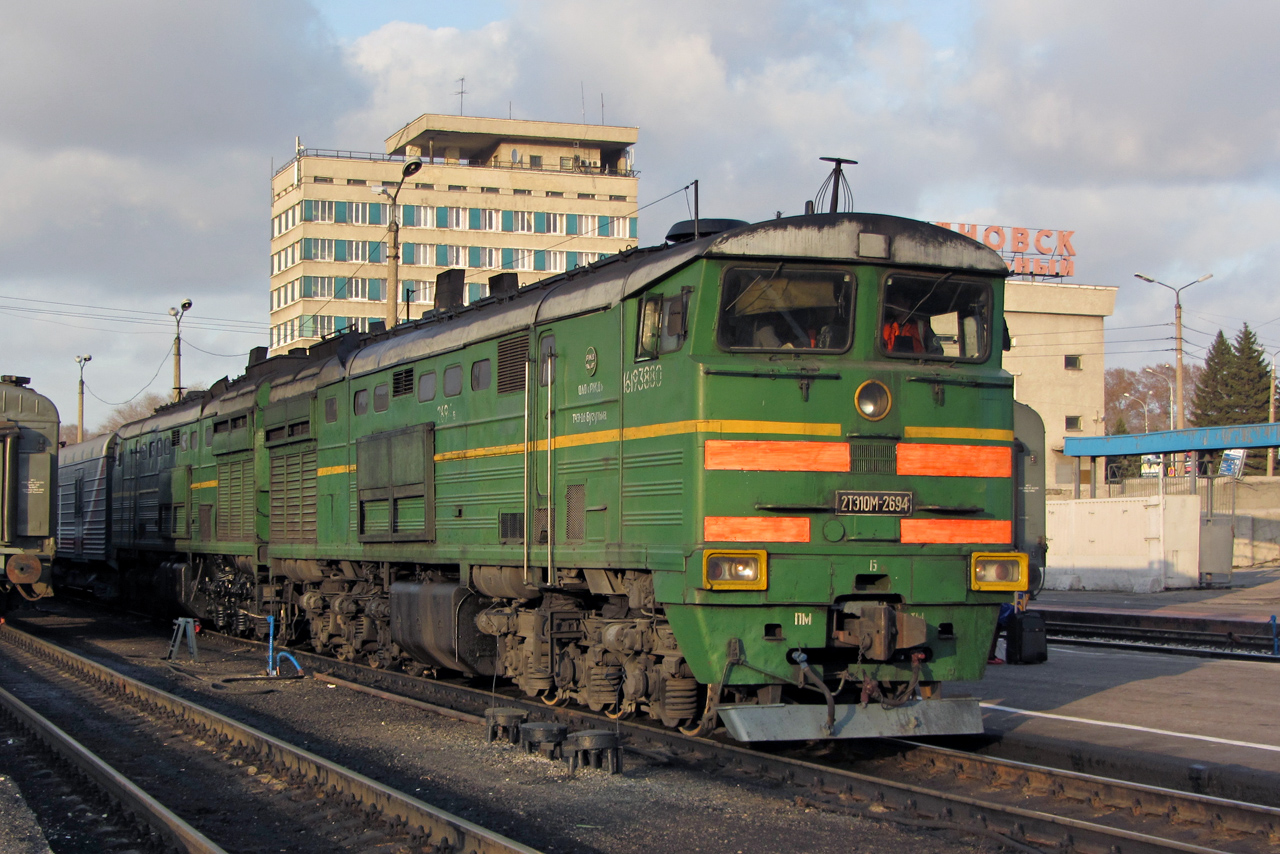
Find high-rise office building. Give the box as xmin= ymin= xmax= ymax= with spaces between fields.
xmin=268 ymin=114 xmax=639 ymax=354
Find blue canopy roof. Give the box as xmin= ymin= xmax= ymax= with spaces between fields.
xmin=1064 ymin=422 xmax=1280 ymax=457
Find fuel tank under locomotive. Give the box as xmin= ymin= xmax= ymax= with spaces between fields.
xmin=389 ymin=580 xmax=497 ymax=676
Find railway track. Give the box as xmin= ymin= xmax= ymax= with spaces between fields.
xmin=0 ymin=623 xmax=539 ymax=854
xmin=1035 ymin=609 xmax=1280 ymax=660
xmin=200 ymin=631 xmax=1280 ymax=854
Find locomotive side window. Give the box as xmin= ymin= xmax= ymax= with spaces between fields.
xmin=354 ymin=389 xmax=369 ymax=416
xmin=324 ymin=397 xmax=338 ymax=423
xmin=472 ymin=358 xmax=491 ymax=391
xmin=443 ymin=364 xmax=463 ymax=397
xmin=717 ymin=266 xmax=852 ymax=352
xmin=637 ymin=289 xmax=692 ymax=361
xmin=538 ymin=335 xmax=555 ymax=386
xmin=880 ymin=274 xmax=991 ymax=362
xmin=418 ymin=371 xmax=437 ymax=402
xmin=373 ymin=383 xmax=390 ymax=413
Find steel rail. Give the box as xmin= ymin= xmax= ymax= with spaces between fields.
xmin=207 ymin=634 xmax=1280 ymax=854
xmin=0 ymin=624 xmax=541 ymax=854
xmin=0 ymin=683 xmax=228 ymax=854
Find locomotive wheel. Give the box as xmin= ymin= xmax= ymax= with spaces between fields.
xmin=604 ymin=705 xmax=635 ymax=721
xmin=539 ymin=688 xmax=570 ymax=707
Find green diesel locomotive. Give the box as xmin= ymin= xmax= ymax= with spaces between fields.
xmin=59 ymin=209 xmax=1035 ymax=740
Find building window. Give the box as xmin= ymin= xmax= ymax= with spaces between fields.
xmin=414 ymin=182 xmax=433 ymax=189
xmin=347 ymin=178 xmax=366 ymax=186
xmin=546 ymin=190 xmax=563 ymax=198
xmin=447 ymin=245 xmax=467 ymax=267
xmin=544 ymin=213 xmax=564 ymax=234
xmin=577 ymin=193 xmax=596 ymax=200
xmin=546 ymin=251 xmax=566 ymax=273
xmin=1064 ymin=355 xmax=1082 ymax=370
xmin=512 ymin=248 xmax=533 ymax=271
xmin=513 ymin=188 xmax=532 ymax=195
xmin=1065 ymin=416 xmax=1082 ymax=432
xmin=560 ymin=157 xmax=574 ymax=170
xmin=479 ymin=247 xmax=499 ymax=269
xmin=608 ymin=216 xmax=627 ymax=238
xmin=480 ymin=209 xmax=499 ymax=231
xmin=529 ymin=155 xmax=543 ymax=169
xmin=314 ymin=200 xmax=335 ymax=222
xmin=445 ymin=207 xmax=466 ymax=229
xmin=609 ymin=194 xmax=627 ymax=202
xmin=578 ymin=216 xmax=597 ymax=237
xmin=481 ymin=186 xmax=499 ymax=194
xmin=312 ymin=176 xmax=333 ymax=183
xmin=512 ymin=211 xmax=534 ymax=233
xmin=350 ymin=202 xmax=371 ymax=224
xmin=448 ymin=185 xmax=467 ymax=192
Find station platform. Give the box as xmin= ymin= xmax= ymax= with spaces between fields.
xmin=957 ymin=566 xmax=1280 ymax=806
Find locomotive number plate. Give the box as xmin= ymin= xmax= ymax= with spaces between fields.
xmin=835 ymin=490 xmax=913 ymax=515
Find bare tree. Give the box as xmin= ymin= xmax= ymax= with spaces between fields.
xmin=95 ymin=392 xmax=170 ymax=434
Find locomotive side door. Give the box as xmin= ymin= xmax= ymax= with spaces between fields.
xmin=529 ymin=330 xmax=556 ymax=584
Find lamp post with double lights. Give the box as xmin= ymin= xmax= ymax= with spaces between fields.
xmin=168 ymin=299 xmax=192 ymax=403
xmin=377 ymin=157 xmax=424 ymax=329
xmin=1134 ymin=273 xmax=1213 ymax=429
xmin=1269 ymin=349 xmax=1280 ymax=477
xmin=74 ymin=354 xmax=91 ymax=443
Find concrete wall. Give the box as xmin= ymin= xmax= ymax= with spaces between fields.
xmin=1045 ymin=495 xmax=1203 ymax=592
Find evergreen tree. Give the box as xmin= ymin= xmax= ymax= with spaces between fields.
xmin=1189 ymin=330 xmax=1234 ymax=427
xmin=1226 ymin=323 xmax=1270 ymax=424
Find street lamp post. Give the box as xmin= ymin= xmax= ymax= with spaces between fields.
xmin=1269 ymin=350 xmax=1280 ymax=477
xmin=1122 ymin=392 xmax=1151 ymax=432
xmin=1134 ymin=273 xmax=1213 ymax=430
xmin=1143 ymin=364 xmax=1175 ymax=431
xmin=168 ymin=299 xmax=192 ymax=403
xmin=379 ymin=158 xmax=424 ymax=329
xmin=74 ymin=354 xmax=91 ymax=443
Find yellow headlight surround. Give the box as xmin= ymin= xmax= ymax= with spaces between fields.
xmin=703 ymin=550 xmax=768 ymax=591
xmin=970 ymin=552 xmax=1029 ymax=592
xmin=854 ymin=379 xmax=892 ymax=421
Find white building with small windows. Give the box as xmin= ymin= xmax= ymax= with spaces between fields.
xmin=269 ymin=114 xmax=639 ymax=354
xmin=1002 ymin=280 xmax=1117 ymax=496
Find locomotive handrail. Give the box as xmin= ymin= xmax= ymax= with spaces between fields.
xmin=906 ymin=374 xmax=1013 ymax=388
xmin=703 ymin=368 xmax=842 ymax=380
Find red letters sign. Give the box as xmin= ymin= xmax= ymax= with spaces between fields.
xmin=933 ymin=222 xmax=1076 ymax=278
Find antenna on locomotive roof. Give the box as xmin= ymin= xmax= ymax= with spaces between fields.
xmin=814 ymin=156 xmax=857 ymax=214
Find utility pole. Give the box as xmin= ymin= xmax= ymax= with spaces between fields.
xmin=74 ymin=354 xmax=91 ymax=443
xmin=1270 ymin=354 xmax=1279 ymax=476
xmin=168 ymin=299 xmax=192 ymax=403
xmin=1135 ymin=273 xmax=1212 ymax=429
xmin=380 ymin=158 xmax=424 ymax=329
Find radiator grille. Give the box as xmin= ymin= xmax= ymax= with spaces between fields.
xmin=270 ymin=450 xmax=317 ymax=541
xmin=497 ymin=334 xmax=528 ymax=394
xmin=392 ymin=367 xmax=414 ymax=397
xmin=216 ymin=459 xmax=254 ymax=540
xmin=849 ymin=442 xmax=895 ymax=475
xmin=565 ymin=484 xmax=585 ymax=540
xmin=500 ymin=512 xmax=524 ymax=542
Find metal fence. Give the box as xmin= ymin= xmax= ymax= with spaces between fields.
xmin=1104 ymin=475 xmax=1237 ymax=517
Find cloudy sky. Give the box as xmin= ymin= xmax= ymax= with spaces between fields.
xmin=3 ymin=0 xmax=1278 ymax=430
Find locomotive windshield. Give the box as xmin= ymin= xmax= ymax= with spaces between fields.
xmin=879 ymin=273 xmax=991 ymax=362
xmin=716 ymin=266 xmax=853 ymax=352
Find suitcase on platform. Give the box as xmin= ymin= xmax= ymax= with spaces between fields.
xmin=1006 ymin=610 xmax=1048 ymax=664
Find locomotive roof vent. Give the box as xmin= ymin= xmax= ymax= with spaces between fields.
xmin=665 ymin=218 xmax=748 ymax=244
xmin=0 ymin=375 xmax=30 ymax=387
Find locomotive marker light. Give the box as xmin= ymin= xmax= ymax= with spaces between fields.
xmin=969 ymin=552 xmax=1029 ymax=591
xmin=168 ymin=300 xmax=192 ymax=404
xmin=703 ymin=550 xmax=767 ymax=590
xmin=854 ymin=379 xmax=891 ymax=420
xmin=379 ymin=157 xmax=424 ymax=329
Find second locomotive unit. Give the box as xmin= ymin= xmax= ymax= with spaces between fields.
xmin=58 ymin=203 xmax=1032 ymax=740
xmin=0 ymin=375 xmax=58 ymax=612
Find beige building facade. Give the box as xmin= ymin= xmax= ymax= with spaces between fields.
xmin=1003 ymin=280 xmax=1117 ymax=495
xmin=268 ymin=114 xmax=639 ymax=354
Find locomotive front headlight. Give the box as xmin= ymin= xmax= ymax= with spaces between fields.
xmin=970 ymin=552 xmax=1029 ymax=591
xmin=855 ymin=379 xmax=892 ymax=421
xmin=704 ymin=550 xmax=768 ymax=590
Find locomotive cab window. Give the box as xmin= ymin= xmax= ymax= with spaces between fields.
xmin=717 ymin=266 xmax=852 ymax=352
xmin=636 ymin=288 xmax=692 ymax=360
xmin=880 ymin=273 xmax=991 ymax=362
